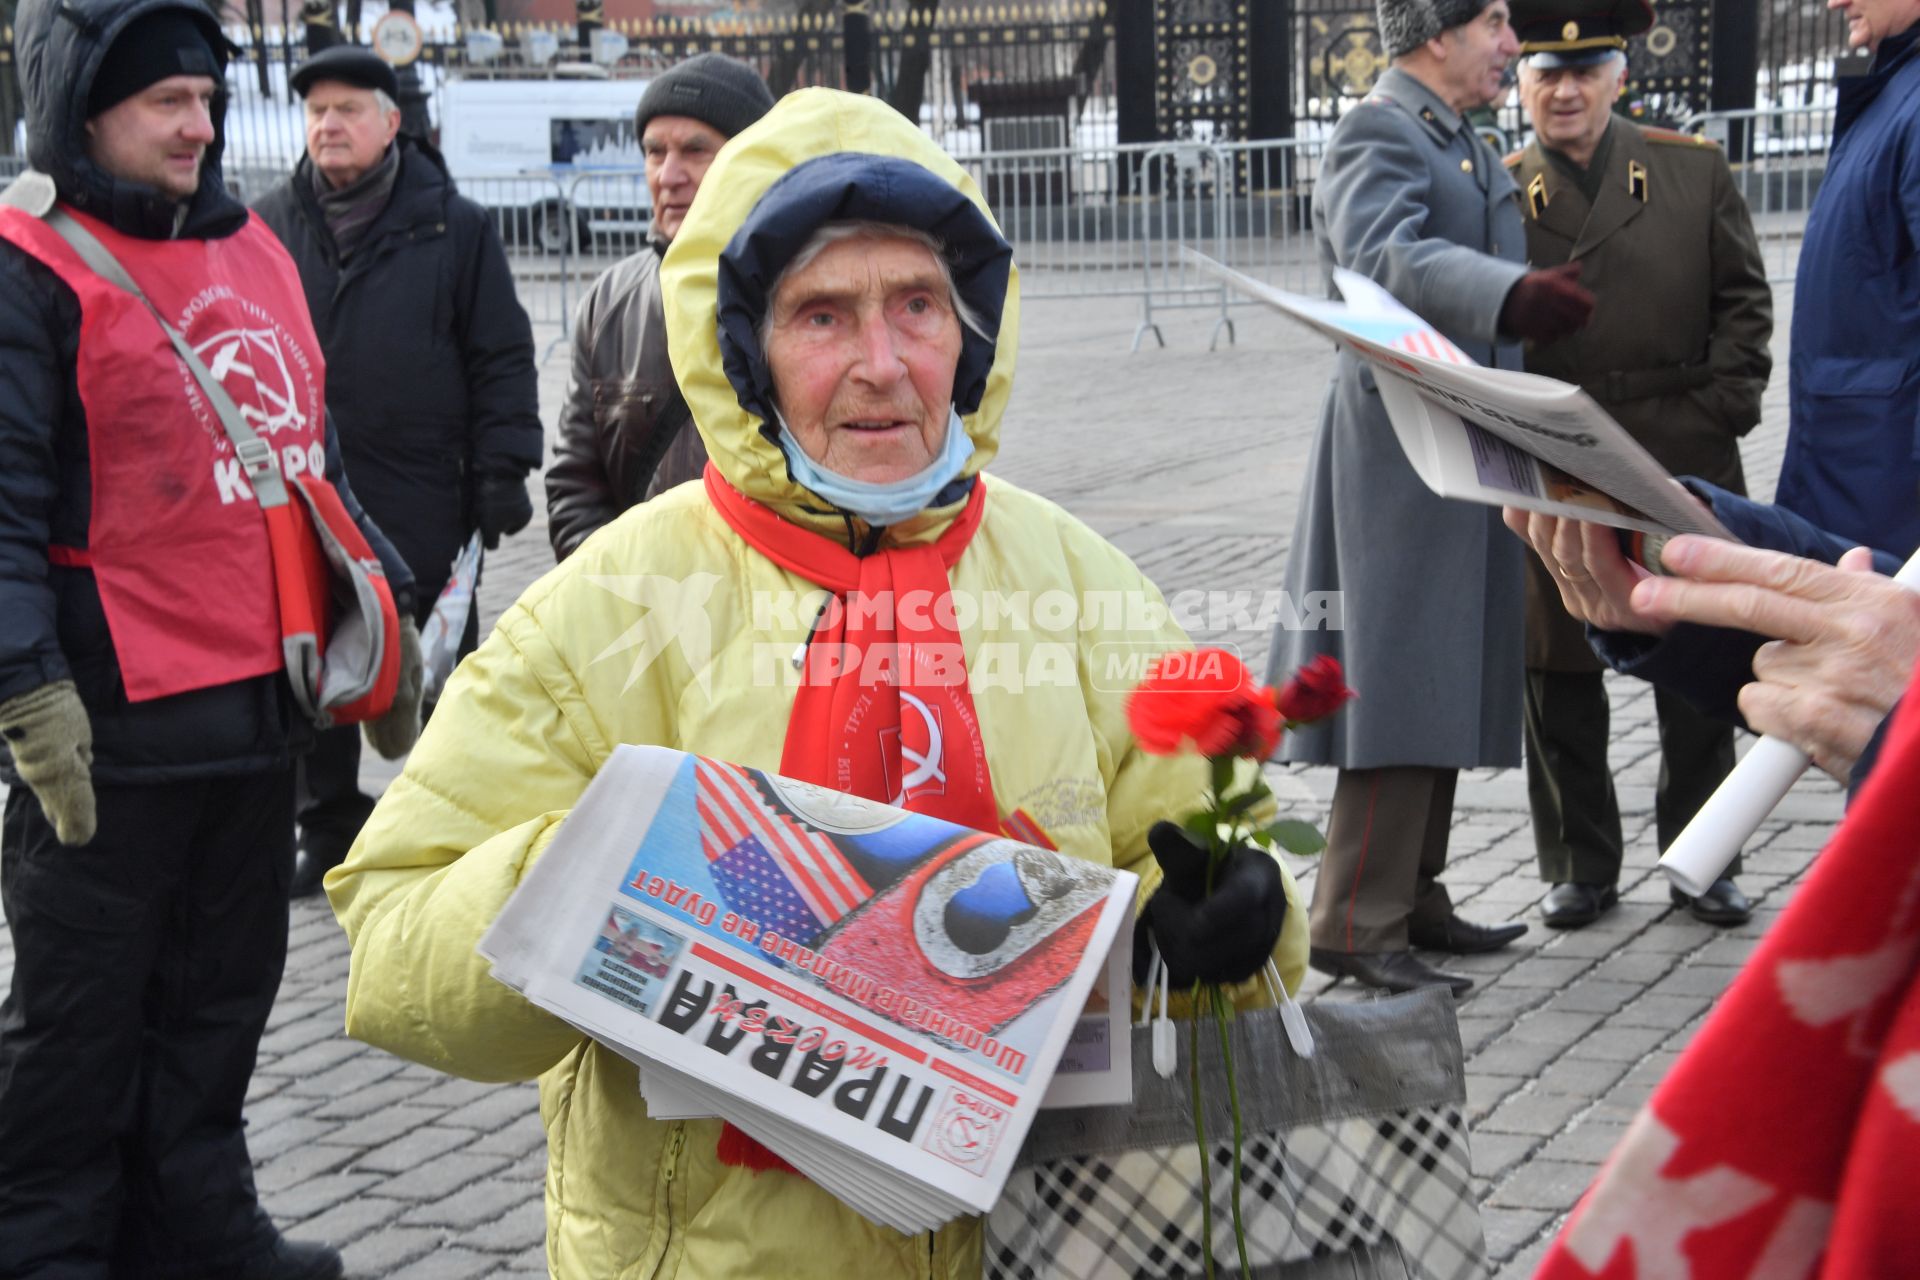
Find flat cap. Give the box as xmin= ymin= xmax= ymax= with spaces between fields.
xmin=290 ymin=44 xmax=400 ymax=100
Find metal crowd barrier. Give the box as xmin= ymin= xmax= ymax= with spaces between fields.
xmin=454 ymin=137 xmax=1339 ymax=356
xmin=1681 ymin=104 xmax=1831 ymax=285
xmin=952 ymin=139 xmax=1331 ymax=352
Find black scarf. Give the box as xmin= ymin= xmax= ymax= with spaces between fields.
xmin=311 ymin=142 xmax=401 ymax=259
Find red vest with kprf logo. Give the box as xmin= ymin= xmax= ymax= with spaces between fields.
xmin=0 ymin=204 xmax=327 ymax=703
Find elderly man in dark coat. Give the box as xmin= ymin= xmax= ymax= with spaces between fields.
xmin=1504 ymin=0 xmax=1773 ymax=931
xmin=1268 ymin=0 xmax=1595 ymax=995
xmin=544 ymin=53 xmax=775 ymax=559
xmin=254 ymin=46 xmax=543 ymax=896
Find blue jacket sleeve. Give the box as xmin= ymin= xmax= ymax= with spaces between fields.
xmin=1589 ymin=480 xmax=1904 ymax=727
xmin=0 ymin=244 xmax=75 ymax=704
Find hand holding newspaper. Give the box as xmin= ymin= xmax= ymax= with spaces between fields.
xmin=1184 ymin=250 xmax=1734 ymax=541
xmin=1190 ymin=250 xmax=1836 ymax=901
xmin=478 ymin=745 xmax=1135 ymax=1234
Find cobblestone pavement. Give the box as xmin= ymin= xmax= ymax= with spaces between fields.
xmin=0 ymin=279 xmax=1844 ymax=1278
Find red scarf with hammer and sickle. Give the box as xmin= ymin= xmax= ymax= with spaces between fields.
xmin=703 ymin=463 xmax=999 ymax=835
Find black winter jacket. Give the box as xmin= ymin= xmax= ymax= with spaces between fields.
xmin=544 ymin=241 xmax=705 ymax=559
xmin=0 ymin=0 xmax=413 ymax=783
xmin=253 ymin=139 xmax=542 ymax=602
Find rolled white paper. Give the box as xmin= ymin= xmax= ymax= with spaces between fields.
xmin=1660 ymin=737 xmax=1811 ymax=897
xmin=1658 ymin=545 xmax=1920 ymax=896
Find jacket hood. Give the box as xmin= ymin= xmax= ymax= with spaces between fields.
xmin=14 ymin=0 xmax=245 ymax=238
xmin=661 ymin=88 xmax=1020 ymax=543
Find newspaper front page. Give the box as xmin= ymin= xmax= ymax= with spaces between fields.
xmin=479 ymin=745 xmax=1137 ymax=1230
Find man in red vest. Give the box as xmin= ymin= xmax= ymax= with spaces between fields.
xmin=0 ymin=2 xmax=415 ymax=1276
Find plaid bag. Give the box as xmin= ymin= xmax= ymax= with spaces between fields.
xmin=986 ymin=986 xmax=1486 ymax=1280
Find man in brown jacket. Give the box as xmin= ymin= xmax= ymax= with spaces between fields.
xmin=545 ymin=54 xmax=773 ymax=558
xmin=1504 ymin=0 xmax=1773 ymax=929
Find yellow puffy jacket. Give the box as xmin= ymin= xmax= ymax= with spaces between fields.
xmin=330 ymin=89 xmax=1307 ymax=1280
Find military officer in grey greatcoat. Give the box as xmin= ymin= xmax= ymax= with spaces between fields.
xmin=1271 ymin=0 xmax=1596 ymax=995
xmin=1505 ymin=0 xmax=1772 ymax=931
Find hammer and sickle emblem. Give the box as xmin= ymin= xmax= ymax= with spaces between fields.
xmin=897 ymin=692 xmax=946 ymax=796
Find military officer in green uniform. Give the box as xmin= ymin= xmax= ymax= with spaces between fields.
xmin=1504 ymin=0 xmax=1773 ymax=929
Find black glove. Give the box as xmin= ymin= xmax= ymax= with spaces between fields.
xmin=1132 ymin=820 xmax=1287 ymax=988
xmin=1499 ymin=261 xmax=1596 ymax=345
xmin=477 ymin=474 xmax=534 ymax=551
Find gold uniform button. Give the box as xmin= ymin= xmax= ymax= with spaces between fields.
xmin=1461 ymin=158 xmax=1473 ymax=172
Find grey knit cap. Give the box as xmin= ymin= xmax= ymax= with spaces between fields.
xmin=634 ymin=53 xmax=775 ymax=142
xmin=1377 ymin=0 xmax=1496 ymax=58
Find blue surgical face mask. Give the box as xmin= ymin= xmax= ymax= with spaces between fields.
xmin=774 ymin=406 xmax=975 ymax=527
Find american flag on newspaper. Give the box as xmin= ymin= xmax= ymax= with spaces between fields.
xmin=695 ymin=758 xmax=874 ymax=945
xmin=1390 ymin=327 xmax=1472 ymax=365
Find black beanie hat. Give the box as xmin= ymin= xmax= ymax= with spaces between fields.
xmin=87 ymin=10 xmax=223 ymax=118
xmin=1376 ymin=0 xmax=1497 ymax=59
xmin=633 ymin=53 xmax=775 ymax=143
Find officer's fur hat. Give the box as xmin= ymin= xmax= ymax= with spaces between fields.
xmin=1376 ymin=0 xmax=1496 ymax=59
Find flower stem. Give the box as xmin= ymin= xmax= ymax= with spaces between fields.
xmin=1215 ymin=987 xmax=1251 ymax=1276
xmin=1189 ymin=992 xmax=1215 ymax=1280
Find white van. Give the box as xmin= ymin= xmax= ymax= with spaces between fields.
xmin=439 ymin=72 xmax=653 ymax=253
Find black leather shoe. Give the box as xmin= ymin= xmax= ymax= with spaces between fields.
xmin=223 ymin=1237 xmax=344 ymax=1280
xmin=289 ymin=844 xmax=344 ymax=900
xmin=1309 ymin=947 xmax=1473 ymax=996
xmin=1540 ymin=882 xmax=1619 ymax=929
xmin=1671 ymin=878 xmax=1751 ymax=927
xmin=291 ymin=825 xmax=357 ymax=898
xmin=1406 ymin=913 xmax=1529 ymax=954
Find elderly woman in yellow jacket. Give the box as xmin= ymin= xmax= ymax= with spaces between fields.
xmin=328 ymin=89 xmax=1307 ymax=1278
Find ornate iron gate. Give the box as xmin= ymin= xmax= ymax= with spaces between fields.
xmin=1152 ymin=0 xmax=1252 ymax=138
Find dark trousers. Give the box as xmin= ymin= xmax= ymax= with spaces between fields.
xmin=0 ymin=772 xmax=295 ymax=1279
xmin=296 ymin=574 xmax=479 ymax=865
xmin=1309 ymin=766 xmax=1457 ymax=953
xmin=1524 ymin=668 xmax=1739 ymax=885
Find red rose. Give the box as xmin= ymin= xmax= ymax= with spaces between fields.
xmin=1275 ymin=655 xmax=1356 ymax=724
xmin=1126 ymin=647 xmax=1282 ymax=760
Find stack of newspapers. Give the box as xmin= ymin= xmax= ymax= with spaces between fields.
xmin=479 ymin=744 xmax=1135 ymax=1232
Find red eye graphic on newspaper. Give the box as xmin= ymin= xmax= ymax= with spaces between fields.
xmin=817 ymin=833 xmax=1108 ymax=1055
xmin=694 ymin=761 xmax=1112 ymax=1064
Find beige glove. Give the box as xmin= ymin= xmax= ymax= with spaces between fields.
xmin=363 ymin=620 xmax=424 ymax=761
xmin=0 ymin=680 xmax=96 ymax=845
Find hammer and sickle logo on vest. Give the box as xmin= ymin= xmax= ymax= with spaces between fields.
xmin=195 ymin=327 xmax=309 ymax=438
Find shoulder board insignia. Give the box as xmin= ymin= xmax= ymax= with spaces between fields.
xmin=1526 ymin=172 xmax=1549 ymax=218
xmin=1420 ymin=107 xmax=1438 ymax=123
xmin=1503 ymin=149 xmax=1524 ymax=169
xmin=1644 ymin=126 xmax=1720 ymax=149
xmin=1628 ymin=159 xmax=1649 ymax=203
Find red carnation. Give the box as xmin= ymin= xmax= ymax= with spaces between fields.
xmin=1126 ymin=647 xmax=1282 ymax=760
xmin=1275 ymin=655 xmax=1356 ymax=724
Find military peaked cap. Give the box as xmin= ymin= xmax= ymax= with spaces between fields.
xmin=1511 ymin=0 xmax=1654 ymax=67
